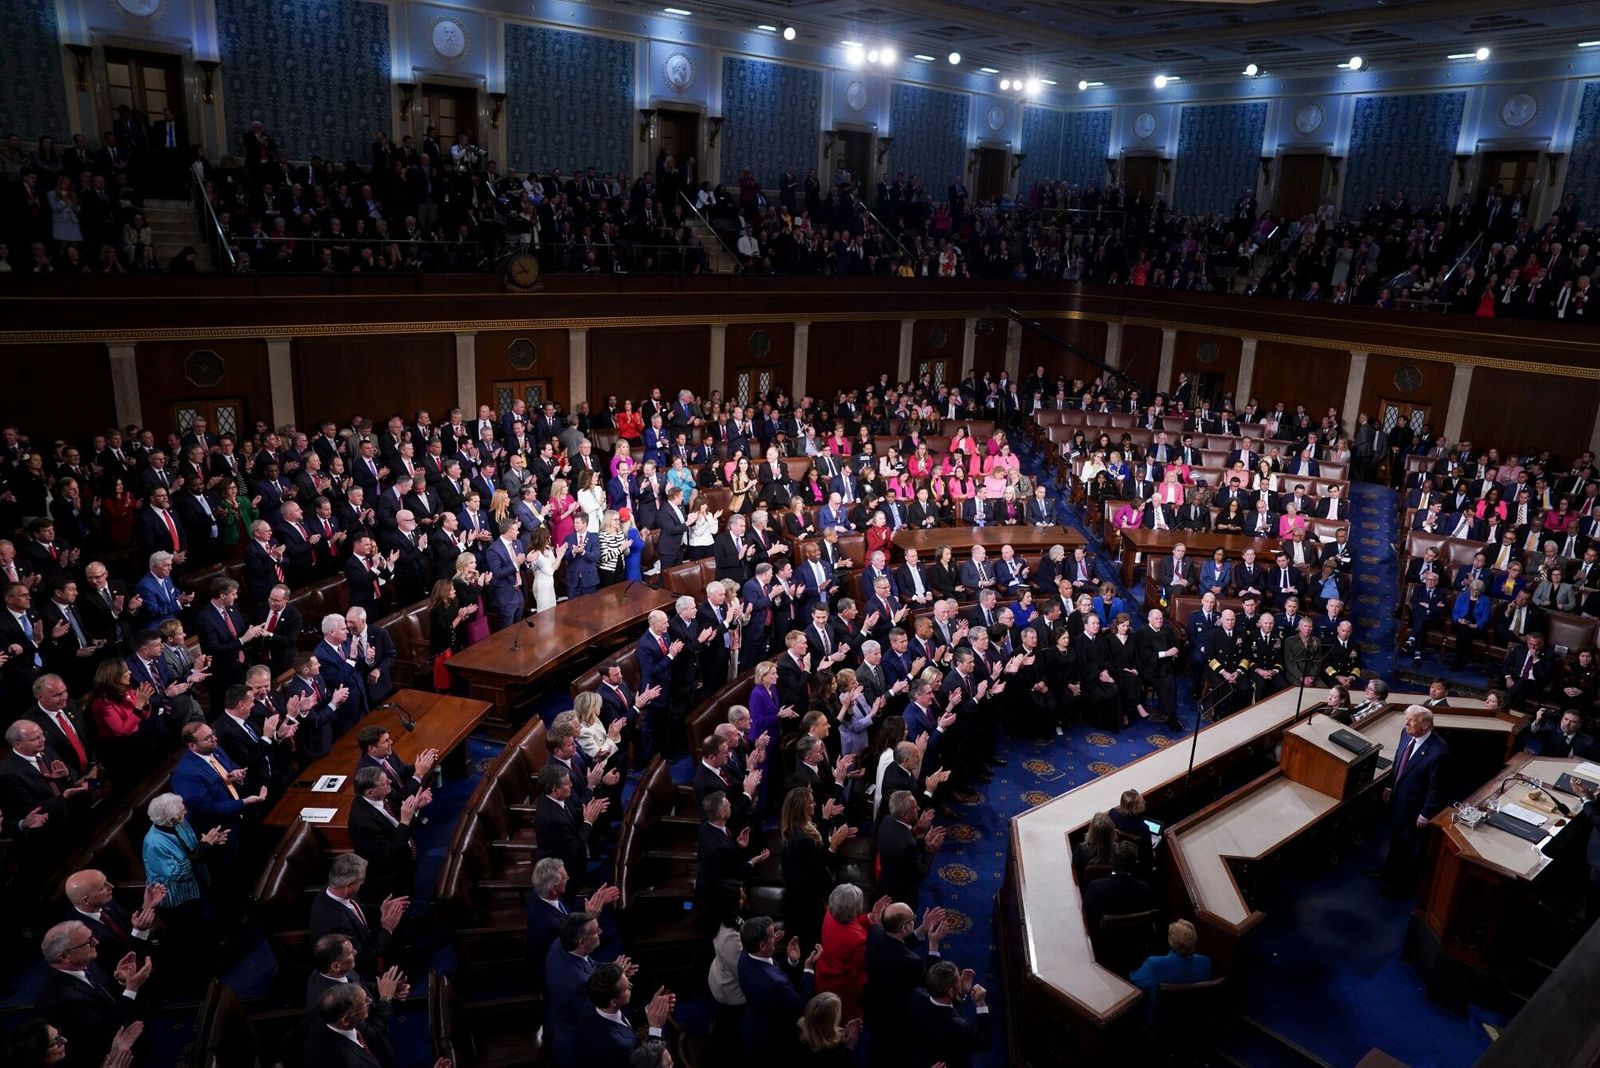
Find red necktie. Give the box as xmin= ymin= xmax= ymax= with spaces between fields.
xmin=53 ymin=711 xmax=87 ymax=768
xmin=266 ymin=610 xmax=279 ymax=633
xmin=1395 ymin=737 xmax=1415 ymax=779
xmin=657 ymin=635 xmax=666 ymax=653
xmin=161 ymin=509 xmax=180 ymax=551
xmin=99 ymin=908 xmax=128 ymax=941
xmin=221 ymin=608 xmax=244 ymax=662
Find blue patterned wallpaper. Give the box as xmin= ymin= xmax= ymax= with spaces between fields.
xmin=1061 ymin=110 xmax=1113 ymax=190
xmin=1344 ymin=91 xmax=1465 ymax=216
xmin=888 ymin=83 xmax=969 ymax=193
xmin=1565 ymin=82 xmax=1600 ymax=226
xmin=505 ymin=24 xmax=633 ymax=175
xmin=1 ymin=0 xmax=68 ymax=140
xmin=719 ymin=57 xmax=822 ymax=189
xmin=1173 ymin=102 xmax=1268 ymax=214
xmin=216 ymin=0 xmax=391 ymax=163
xmin=1016 ymin=106 xmax=1062 ymax=193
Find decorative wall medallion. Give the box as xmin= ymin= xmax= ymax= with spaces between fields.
xmin=1393 ymin=365 xmax=1422 ymax=393
xmin=112 ymin=0 xmax=165 ymax=20
xmin=747 ymin=330 xmax=772 ymax=358
xmin=430 ymin=16 xmax=469 ymax=62
xmin=1133 ymin=111 xmax=1156 ymax=139
xmin=1294 ymin=102 xmax=1324 ymax=135
xmin=662 ymin=51 xmax=695 ymax=94
xmin=185 ymin=350 xmax=224 ymax=388
xmin=845 ymin=80 xmax=868 ymax=112
xmin=1196 ymin=339 xmax=1220 ymax=364
xmin=929 ymin=324 xmax=948 ymax=350
xmin=986 ymin=104 xmax=1005 ymax=131
xmin=1499 ymin=91 xmax=1538 ymax=129
xmin=507 ymin=339 xmax=538 ymax=370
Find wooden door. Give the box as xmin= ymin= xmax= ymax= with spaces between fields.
xmin=1378 ymin=398 xmax=1430 ymax=438
xmin=1124 ymin=156 xmax=1160 ymax=203
xmin=103 ymin=48 xmax=184 ymax=132
xmin=974 ymin=148 xmax=1008 ymax=202
xmin=656 ymin=109 xmax=700 ymax=172
xmin=421 ymin=85 xmax=479 ymax=144
xmin=1276 ymin=154 xmax=1326 ymax=222
xmin=492 ymin=379 xmax=552 ymax=416
xmin=1477 ymin=151 xmax=1539 ymax=201
xmin=170 ymin=398 xmax=245 ymax=440
xmin=732 ymin=365 xmax=775 ymax=408
xmin=836 ymin=130 xmax=872 ymax=192
xmin=916 ymin=358 xmax=953 ymax=390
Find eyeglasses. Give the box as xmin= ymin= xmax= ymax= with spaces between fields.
xmin=60 ymin=935 xmax=98 ymax=955
xmin=48 ymin=1035 xmax=67 ymax=1049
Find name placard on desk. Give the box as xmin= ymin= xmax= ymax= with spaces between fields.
xmin=311 ymin=775 xmax=346 ymax=793
xmin=299 ymin=808 xmax=338 ymax=824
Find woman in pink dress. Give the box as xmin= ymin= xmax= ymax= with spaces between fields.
xmin=547 ymin=477 xmax=579 ymax=545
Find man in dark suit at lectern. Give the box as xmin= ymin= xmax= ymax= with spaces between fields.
xmin=1368 ymin=704 xmax=1448 ymax=898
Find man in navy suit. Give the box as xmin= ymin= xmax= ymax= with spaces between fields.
xmin=905 ymin=958 xmax=992 ymax=1068
xmin=37 ymin=919 xmax=152 ymax=1068
xmin=1370 ymin=705 xmax=1449 ymax=897
xmin=635 ymin=612 xmax=677 ymax=758
xmin=736 ymin=915 xmax=817 ymax=1063
xmin=543 ymin=911 xmax=612 ymax=1067
xmin=485 ymin=518 xmax=527 ymax=629
xmin=577 ymin=963 xmax=673 ymax=1068
xmin=193 ymin=577 xmax=267 ymax=712
xmin=314 ymin=614 xmax=370 ymax=726
xmin=564 ymin=514 xmax=601 ymax=599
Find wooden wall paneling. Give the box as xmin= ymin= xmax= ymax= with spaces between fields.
xmin=475 ymin=329 xmax=571 ymax=410
xmin=908 ymin=319 xmax=961 ymax=386
xmin=1249 ymin=341 xmax=1350 ymax=418
xmin=292 ymin=335 xmax=458 ymax=429
xmin=588 ymin=327 xmax=710 ymax=407
xmin=1173 ymin=331 xmax=1242 ymax=405
xmin=1119 ymin=325 xmax=1163 ymax=391
xmin=1021 ymin=318 xmax=1108 ymax=384
xmin=804 ymin=321 xmax=900 ymax=398
xmin=723 ymin=322 xmax=795 ymax=402
xmin=135 ymin=338 xmax=273 ymax=439
xmin=1357 ymin=352 xmax=1455 ymax=432
xmin=0 ymin=344 xmax=115 ymax=444
xmin=1462 ymin=368 xmax=1600 ymax=460
xmin=971 ymin=317 xmax=1008 ymax=377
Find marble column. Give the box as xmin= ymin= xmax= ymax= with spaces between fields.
xmin=1442 ymin=364 xmax=1474 ymax=442
xmin=454 ymin=333 xmax=476 ymax=416
xmin=266 ymin=339 xmax=295 ymax=428
xmin=1157 ymin=328 xmax=1177 ymax=394
xmin=108 ymin=344 xmax=142 ymax=429
xmin=569 ymin=328 xmax=589 ymax=407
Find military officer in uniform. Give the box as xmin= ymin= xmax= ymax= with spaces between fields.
xmin=1202 ymin=608 xmax=1252 ymax=718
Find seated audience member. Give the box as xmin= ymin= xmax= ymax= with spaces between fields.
xmin=1129 ymin=919 xmax=1214 ymax=1024
xmin=1081 ymin=841 xmax=1153 ymax=933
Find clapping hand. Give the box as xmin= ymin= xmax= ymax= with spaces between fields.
xmin=925 ymin=827 xmax=947 ymax=851
xmin=645 ymin=987 xmax=675 ymax=1029
xmin=587 ymin=883 xmax=621 ymax=911
xmin=926 ymin=767 xmax=952 ymax=790
xmin=828 ymin=824 xmax=856 ymax=850
xmin=582 ymin=796 xmax=610 ymax=823
xmin=201 ymin=826 xmax=230 ymax=846
xmin=822 ymin=798 xmax=845 ymax=821
xmin=379 ymin=895 xmax=409 ymax=932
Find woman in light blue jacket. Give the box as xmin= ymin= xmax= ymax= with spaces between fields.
xmin=142 ymin=792 xmax=227 ymax=979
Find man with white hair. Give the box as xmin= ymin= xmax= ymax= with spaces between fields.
xmin=1369 ymin=705 xmax=1449 ymax=898
xmin=345 ymin=605 xmax=397 ymax=705
xmin=378 ymin=509 xmax=429 ymax=605
xmin=133 ymin=550 xmax=191 ymax=625
xmin=315 ymin=613 xmax=370 ymax=721
xmin=635 ymin=609 xmax=680 ymax=759
xmin=37 ymin=918 xmax=152 ymax=1067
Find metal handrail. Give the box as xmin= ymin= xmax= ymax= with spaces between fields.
xmin=677 ymin=190 xmax=741 ymax=272
xmin=190 ymin=167 xmax=236 ymax=272
xmin=861 ymin=206 xmax=914 ymax=263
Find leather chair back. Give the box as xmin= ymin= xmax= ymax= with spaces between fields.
xmin=375 ymin=597 xmax=431 ymax=690
xmin=570 ymin=644 xmax=642 ymax=700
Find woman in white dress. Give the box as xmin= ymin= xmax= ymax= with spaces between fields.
xmin=575 ymin=468 xmax=606 ymax=530
xmin=528 ymin=526 xmax=566 ymax=613
xmin=573 ymin=691 xmax=623 ymax=766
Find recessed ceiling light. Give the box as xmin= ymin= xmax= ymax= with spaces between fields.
xmin=1243 ymin=62 xmax=1259 ymax=77
xmin=1581 ymin=40 xmax=1600 ymax=47
xmin=1025 ymin=77 xmax=1042 ymax=94
xmin=979 ymin=66 xmax=1000 ymax=74
xmin=662 ymin=6 xmax=691 ymax=15
xmin=1475 ymin=46 xmax=1491 ymax=60
xmin=844 ymin=44 xmax=865 ymax=66
xmin=913 ymin=53 xmax=935 ymax=62
xmin=1000 ymin=78 xmax=1012 ymax=90
xmin=880 ymin=46 xmax=896 ymax=64
xmin=1153 ymin=73 xmax=1169 ymax=87
xmin=757 ymin=24 xmax=777 ymax=31
xmin=867 ymin=48 xmax=880 ymax=63
xmin=783 ymin=26 xmax=796 ymax=40
xmin=949 ymin=52 xmax=962 ymax=64
xmin=1078 ymin=79 xmax=1104 ymax=90
xmin=840 ymin=39 xmax=862 ymax=47
xmin=1040 ymin=78 xmax=1056 ymax=85
xmin=1339 ymin=55 xmax=1364 ymax=69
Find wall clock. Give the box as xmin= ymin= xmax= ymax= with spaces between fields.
xmin=1499 ymin=92 xmax=1538 ymax=129
xmin=662 ymin=52 xmax=695 ymax=94
xmin=1294 ymin=103 xmax=1324 ymax=135
xmin=1133 ymin=112 xmax=1156 ymax=139
xmin=113 ymin=0 xmax=164 ymax=19
xmin=845 ymin=80 xmax=867 ymax=112
xmin=430 ymin=17 xmax=469 ymax=61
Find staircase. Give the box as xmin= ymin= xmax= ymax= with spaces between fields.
xmin=682 ymin=213 xmax=737 ymax=273
xmin=141 ymin=198 xmax=214 ymax=272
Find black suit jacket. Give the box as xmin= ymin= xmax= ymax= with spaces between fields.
xmin=348 ymin=797 xmax=416 ymax=903
xmin=70 ymin=901 xmax=147 ymax=975
xmin=37 ymin=965 xmax=140 ymax=1068
xmin=862 ymin=926 xmax=933 ymax=1030
xmin=308 ymin=891 xmax=394 ymax=978
xmin=26 ymin=701 xmax=97 ymax=779
xmin=534 ymin=793 xmax=591 ymax=881
xmin=876 ymin=816 xmax=930 ymax=907
xmin=1081 ymin=870 xmax=1154 ymax=932
xmin=905 ymin=987 xmax=993 ymax=1068
xmin=213 ymin=711 xmax=290 ymax=796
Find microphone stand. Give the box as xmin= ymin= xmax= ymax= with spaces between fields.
xmin=1292 ymin=637 xmax=1331 ymax=729
xmin=1180 ymin=672 xmax=1234 ymax=803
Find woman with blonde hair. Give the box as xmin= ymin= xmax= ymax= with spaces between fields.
xmin=795 ymin=991 xmax=860 ymax=1065
xmin=488 ymin=488 xmax=512 ymax=531
xmin=452 ymin=552 xmax=492 ymax=644
xmin=573 ymin=690 xmax=624 ymax=765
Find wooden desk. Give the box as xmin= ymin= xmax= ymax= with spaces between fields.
xmin=892 ymin=525 xmax=1085 ymax=557
xmin=446 ymin=583 xmax=675 ymax=732
xmin=1118 ymin=528 xmax=1307 ymax=588
xmin=1000 ymin=685 xmax=1342 ymax=1063
xmin=262 ymin=689 xmax=490 ymax=850
xmin=1411 ymin=752 xmax=1588 ymax=1009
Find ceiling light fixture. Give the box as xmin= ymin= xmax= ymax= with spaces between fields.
xmin=912 ymin=54 xmax=936 ymax=61
xmin=1040 ymin=79 xmax=1057 ymax=85
xmin=1025 ymin=77 xmax=1042 ymax=95
xmin=1580 ymin=40 xmax=1600 ymax=47
xmin=867 ymin=48 xmax=880 ymax=63
xmin=948 ymin=52 xmax=962 ymax=64
xmin=979 ymin=66 xmax=1000 ymax=74
xmin=1153 ymin=73 xmax=1179 ymax=87
xmin=662 ymin=6 xmax=691 ymax=15
xmin=844 ymin=44 xmax=865 ymax=66
xmin=999 ymin=78 xmax=1012 ymax=90
xmin=783 ymin=25 xmax=796 ymax=40
xmin=1339 ymin=55 xmax=1364 ymax=70
xmin=1243 ymin=62 xmax=1259 ymax=76
xmin=880 ymin=46 xmax=896 ymax=64
xmin=1078 ymin=79 xmax=1103 ymax=90
xmin=757 ymin=24 xmax=776 ymax=31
